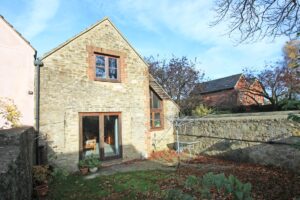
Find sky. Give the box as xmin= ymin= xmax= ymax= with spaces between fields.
xmin=1 ymin=0 xmax=289 ymax=79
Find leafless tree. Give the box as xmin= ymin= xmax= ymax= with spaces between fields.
xmin=212 ymin=0 xmax=300 ymax=42
xmin=242 ymin=62 xmax=299 ymax=109
xmin=146 ymin=56 xmax=205 ymax=111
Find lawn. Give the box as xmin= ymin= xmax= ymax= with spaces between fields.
xmin=47 ymin=156 xmax=300 ymax=200
xmin=48 ymin=170 xmax=172 ymax=200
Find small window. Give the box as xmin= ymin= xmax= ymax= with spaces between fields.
xmin=150 ymin=89 xmax=163 ymax=129
xmin=94 ymin=54 xmax=119 ymax=81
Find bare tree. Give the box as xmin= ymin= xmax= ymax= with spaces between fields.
xmin=242 ymin=62 xmax=299 ymax=109
xmin=146 ymin=56 xmax=205 ymax=110
xmin=212 ymin=0 xmax=300 ymax=42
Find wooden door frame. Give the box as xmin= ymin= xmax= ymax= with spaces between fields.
xmin=79 ymin=112 xmax=122 ymax=161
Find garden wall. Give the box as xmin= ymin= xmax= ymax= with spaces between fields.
xmin=176 ymin=111 xmax=300 ymax=172
xmin=0 ymin=127 xmax=35 ymax=200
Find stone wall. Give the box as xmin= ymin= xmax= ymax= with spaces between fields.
xmin=0 ymin=127 xmax=35 ymax=200
xmin=176 ymin=111 xmax=300 ymax=172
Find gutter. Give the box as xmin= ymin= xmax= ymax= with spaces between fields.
xmin=34 ymin=51 xmax=44 ymax=164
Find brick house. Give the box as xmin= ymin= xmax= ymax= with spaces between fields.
xmin=0 ymin=16 xmax=36 ymax=128
xmin=197 ymin=74 xmax=264 ymax=109
xmin=40 ymin=18 xmax=179 ymax=171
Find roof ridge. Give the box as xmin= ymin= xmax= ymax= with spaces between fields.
xmin=41 ymin=17 xmax=150 ymax=69
xmin=202 ymin=73 xmax=242 ymax=84
xmin=41 ymin=17 xmax=108 ymax=59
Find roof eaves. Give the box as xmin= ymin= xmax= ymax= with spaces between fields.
xmin=41 ymin=17 xmax=150 ymax=69
xmin=199 ymin=87 xmax=235 ymax=95
xmin=42 ymin=17 xmax=109 ymax=60
xmin=149 ymin=74 xmax=180 ymax=110
xmin=106 ymin=18 xmax=150 ymax=68
xmin=0 ymin=15 xmax=35 ymax=51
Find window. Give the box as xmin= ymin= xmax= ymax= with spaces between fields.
xmin=95 ymin=54 xmax=119 ymax=81
xmin=79 ymin=113 xmax=122 ymax=161
xmin=87 ymin=46 xmax=125 ymax=83
xmin=150 ymin=89 xmax=163 ymax=129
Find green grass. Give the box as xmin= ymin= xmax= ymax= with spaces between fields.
xmin=48 ymin=170 xmax=173 ymax=200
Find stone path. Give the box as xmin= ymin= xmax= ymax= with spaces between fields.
xmin=84 ymin=160 xmax=177 ymax=179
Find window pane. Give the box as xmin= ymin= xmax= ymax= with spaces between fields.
xmin=82 ymin=116 xmax=99 ymax=158
xmin=109 ymin=68 xmax=117 ymax=79
xmin=154 ymin=113 xmax=161 ymax=127
xmin=96 ymin=55 xmax=105 ymax=66
xmin=104 ymin=115 xmax=120 ymax=157
xmin=152 ymin=92 xmax=161 ymax=108
xmin=96 ymin=67 xmax=106 ymax=78
xmin=109 ymin=58 xmax=118 ymax=79
xmin=109 ymin=58 xmax=117 ymax=68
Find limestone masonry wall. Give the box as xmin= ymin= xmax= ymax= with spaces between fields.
xmin=0 ymin=127 xmax=35 ymax=200
xmin=40 ymin=19 xmax=178 ymax=171
xmin=177 ymin=111 xmax=300 ymax=172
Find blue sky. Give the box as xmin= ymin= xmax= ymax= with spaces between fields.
xmin=1 ymin=0 xmax=289 ymax=79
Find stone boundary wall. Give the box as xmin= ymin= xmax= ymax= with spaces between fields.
xmin=176 ymin=111 xmax=300 ymax=172
xmin=0 ymin=127 xmax=35 ymax=200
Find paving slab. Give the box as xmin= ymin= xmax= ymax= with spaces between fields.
xmin=84 ymin=160 xmax=177 ymax=179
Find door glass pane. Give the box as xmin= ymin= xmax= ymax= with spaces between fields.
xmin=82 ymin=116 xmax=99 ymax=158
xmin=154 ymin=113 xmax=161 ymax=127
xmin=104 ymin=115 xmax=120 ymax=157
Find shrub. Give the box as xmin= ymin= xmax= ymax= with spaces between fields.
xmin=288 ymin=113 xmax=300 ymax=123
xmin=78 ymin=159 xmax=88 ymax=168
xmin=279 ymin=99 xmax=300 ymax=110
xmin=50 ymin=167 xmax=69 ymax=182
xmin=191 ymin=104 xmax=214 ymax=117
xmin=166 ymin=189 xmax=195 ymax=200
xmin=184 ymin=175 xmax=199 ymax=190
xmin=182 ymin=173 xmax=252 ymax=200
xmin=0 ymin=97 xmax=21 ymax=128
xmin=32 ymin=165 xmax=50 ymax=185
xmin=85 ymin=154 xmax=101 ymax=168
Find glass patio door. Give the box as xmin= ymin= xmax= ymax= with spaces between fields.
xmin=80 ymin=113 xmax=122 ymax=161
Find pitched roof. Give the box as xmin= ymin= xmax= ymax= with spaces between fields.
xmin=149 ymin=75 xmax=180 ymax=109
xmin=149 ymin=75 xmax=171 ymax=99
xmin=199 ymin=73 xmax=242 ymax=94
xmin=42 ymin=17 xmax=147 ymax=69
xmin=0 ymin=15 xmax=35 ymax=51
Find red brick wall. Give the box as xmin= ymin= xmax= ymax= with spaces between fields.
xmin=201 ymin=77 xmax=264 ymax=109
xmin=201 ymin=89 xmax=238 ymax=109
xmin=236 ymin=78 xmax=264 ymax=106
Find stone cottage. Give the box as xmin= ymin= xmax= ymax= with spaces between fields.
xmin=196 ymin=74 xmax=264 ymax=109
xmin=0 ymin=15 xmax=36 ymax=128
xmin=40 ymin=18 xmax=179 ymax=171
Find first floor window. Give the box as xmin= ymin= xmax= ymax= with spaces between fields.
xmin=95 ymin=54 xmax=119 ymax=81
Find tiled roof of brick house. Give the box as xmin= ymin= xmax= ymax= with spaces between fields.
xmin=199 ymin=73 xmax=242 ymax=94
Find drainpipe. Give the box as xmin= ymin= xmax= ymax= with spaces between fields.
xmin=34 ymin=51 xmax=44 ymax=164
